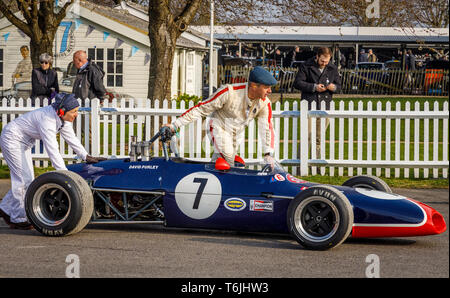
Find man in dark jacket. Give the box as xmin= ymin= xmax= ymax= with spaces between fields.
xmin=71 ymin=50 xmax=107 ymax=104
xmin=293 ymin=47 xmax=341 ymax=157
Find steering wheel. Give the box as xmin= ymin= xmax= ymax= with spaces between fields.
xmin=260 ymin=163 xmax=273 ymax=174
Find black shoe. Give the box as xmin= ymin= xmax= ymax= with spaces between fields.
xmin=9 ymin=221 xmax=33 ymax=230
xmin=0 ymin=208 xmax=12 ymax=225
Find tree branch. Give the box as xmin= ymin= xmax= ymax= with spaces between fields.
xmin=0 ymin=0 xmax=32 ymax=36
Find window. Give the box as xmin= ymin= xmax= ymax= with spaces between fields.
xmin=0 ymin=48 xmax=3 ymax=87
xmin=88 ymin=48 xmax=123 ymax=87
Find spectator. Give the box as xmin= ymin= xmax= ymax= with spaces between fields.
xmin=271 ymin=49 xmax=284 ymax=67
xmin=31 ymin=53 xmax=59 ymax=106
xmin=11 ymin=45 xmax=32 ymax=86
xmin=359 ymin=49 xmax=368 ymax=62
xmin=407 ymin=50 xmax=416 ymax=71
xmin=339 ymin=51 xmax=347 ymax=69
xmin=286 ymin=46 xmax=301 ymax=67
xmin=367 ymin=49 xmax=377 ymax=62
xmin=71 ymin=50 xmax=107 ymax=104
xmin=293 ymin=47 xmax=341 ymax=157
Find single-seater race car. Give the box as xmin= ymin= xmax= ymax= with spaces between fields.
xmin=25 ymin=127 xmax=447 ymax=250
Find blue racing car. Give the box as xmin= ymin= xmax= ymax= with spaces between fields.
xmin=25 ymin=128 xmax=447 ymax=250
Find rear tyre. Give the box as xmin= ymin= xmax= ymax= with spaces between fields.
xmin=25 ymin=170 xmax=93 ymax=236
xmin=287 ymin=185 xmax=353 ymax=250
xmin=342 ymin=175 xmax=392 ymax=193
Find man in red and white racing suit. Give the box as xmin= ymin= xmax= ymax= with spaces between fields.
xmin=167 ymin=66 xmax=278 ymax=167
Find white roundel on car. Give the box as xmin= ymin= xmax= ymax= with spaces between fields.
xmin=354 ymin=188 xmax=407 ymax=200
xmin=175 ymin=172 xmax=222 ymax=219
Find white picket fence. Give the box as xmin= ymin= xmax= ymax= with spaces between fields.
xmin=0 ymin=97 xmax=448 ymax=178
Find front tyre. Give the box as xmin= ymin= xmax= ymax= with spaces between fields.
xmin=287 ymin=185 xmax=353 ymax=250
xmin=25 ymin=170 xmax=93 ymax=236
xmin=342 ymin=175 xmax=392 ymax=193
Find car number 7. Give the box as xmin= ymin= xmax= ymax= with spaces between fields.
xmin=192 ymin=178 xmax=208 ymax=209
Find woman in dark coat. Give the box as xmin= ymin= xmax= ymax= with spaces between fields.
xmin=31 ymin=53 xmax=59 ymax=106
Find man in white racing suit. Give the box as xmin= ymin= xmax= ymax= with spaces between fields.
xmin=166 ymin=66 xmax=278 ymax=167
xmin=0 ymin=93 xmax=104 ymax=229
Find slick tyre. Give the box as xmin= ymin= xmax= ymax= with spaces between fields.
xmin=342 ymin=175 xmax=392 ymax=193
xmin=287 ymin=185 xmax=353 ymax=250
xmin=25 ymin=170 xmax=93 ymax=236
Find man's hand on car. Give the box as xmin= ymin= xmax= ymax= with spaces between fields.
xmin=85 ymin=155 xmax=108 ymax=164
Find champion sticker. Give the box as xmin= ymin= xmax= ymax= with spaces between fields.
xmin=224 ymin=198 xmax=246 ymax=211
xmin=274 ymin=174 xmax=285 ymax=181
xmin=250 ymin=200 xmax=273 ymax=212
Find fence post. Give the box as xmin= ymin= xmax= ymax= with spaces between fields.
xmin=300 ymin=100 xmax=309 ymax=176
xmin=91 ymin=98 xmax=100 ymax=156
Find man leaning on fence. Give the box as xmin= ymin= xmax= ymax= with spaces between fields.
xmin=293 ymin=47 xmax=341 ymax=157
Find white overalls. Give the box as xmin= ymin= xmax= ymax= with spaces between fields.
xmin=172 ymin=83 xmax=275 ymax=165
xmin=0 ymin=105 xmax=88 ymax=223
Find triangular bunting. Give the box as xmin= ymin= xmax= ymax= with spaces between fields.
xmin=74 ymin=19 xmax=82 ymax=30
xmin=131 ymin=45 xmax=139 ymax=57
xmin=144 ymin=53 xmax=150 ymax=65
xmin=114 ymin=38 xmax=124 ymax=49
xmin=86 ymin=25 xmax=95 ymax=37
xmin=3 ymin=33 xmax=10 ymax=42
xmin=103 ymin=31 xmax=110 ymax=41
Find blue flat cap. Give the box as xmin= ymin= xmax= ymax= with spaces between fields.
xmin=248 ymin=66 xmax=278 ymax=86
xmin=52 ymin=93 xmax=80 ymax=112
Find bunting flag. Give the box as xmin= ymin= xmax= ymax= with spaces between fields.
xmin=131 ymin=45 xmax=139 ymax=57
xmin=114 ymin=38 xmax=124 ymax=49
xmin=144 ymin=53 xmax=151 ymax=65
xmin=103 ymin=31 xmax=110 ymax=41
xmin=2 ymin=33 xmax=10 ymax=42
xmin=74 ymin=18 xmax=82 ymax=30
xmin=86 ymin=24 xmax=95 ymax=37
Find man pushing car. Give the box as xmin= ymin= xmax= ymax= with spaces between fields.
xmin=0 ymin=93 xmax=105 ymax=229
xmin=164 ymin=66 xmax=278 ymax=167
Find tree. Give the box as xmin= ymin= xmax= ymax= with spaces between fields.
xmin=147 ymin=0 xmax=202 ymax=100
xmin=406 ymin=0 xmax=449 ymax=28
xmin=0 ymin=0 xmax=75 ymax=68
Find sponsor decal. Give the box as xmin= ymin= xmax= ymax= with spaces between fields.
xmin=224 ymin=198 xmax=246 ymax=211
xmin=273 ymin=174 xmax=285 ymax=181
xmin=286 ymin=174 xmax=306 ymax=184
xmin=250 ymin=200 xmax=274 ymax=212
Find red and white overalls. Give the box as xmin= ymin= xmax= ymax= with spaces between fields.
xmin=172 ymin=83 xmax=275 ymax=165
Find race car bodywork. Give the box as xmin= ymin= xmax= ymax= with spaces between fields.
xmin=25 ymin=129 xmax=447 ymax=250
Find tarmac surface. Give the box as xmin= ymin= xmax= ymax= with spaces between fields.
xmin=0 ymin=179 xmax=448 ymax=279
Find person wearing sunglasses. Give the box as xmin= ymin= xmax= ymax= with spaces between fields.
xmin=31 ymin=53 xmax=60 ymax=106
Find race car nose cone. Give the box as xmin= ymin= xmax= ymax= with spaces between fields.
xmin=431 ymin=212 xmax=446 ymax=234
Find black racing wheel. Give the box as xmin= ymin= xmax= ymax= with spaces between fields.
xmin=342 ymin=175 xmax=392 ymax=193
xmin=25 ymin=170 xmax=93 ymax=236
xmin=287 ymin=185 xmax=353 ymax=250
